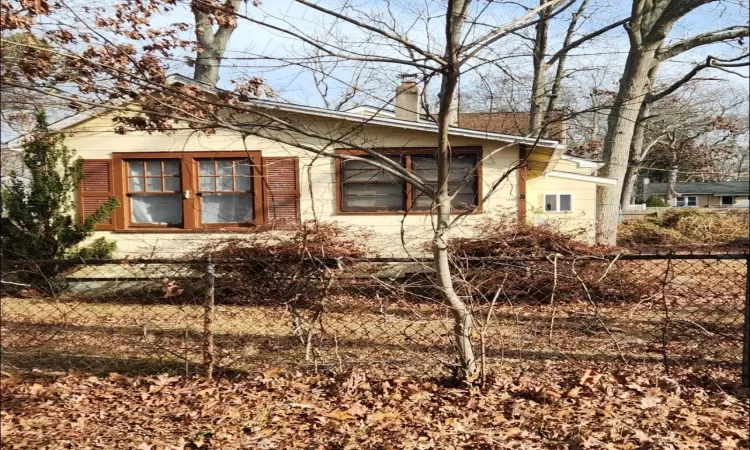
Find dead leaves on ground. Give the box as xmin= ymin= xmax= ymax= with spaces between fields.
xmin=1 ymin=364 xmax=748 ymax=449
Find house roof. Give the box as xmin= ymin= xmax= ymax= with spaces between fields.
xmin=646 ymin=181 xmax=750 ymax=196
xmin=456 ymin=112 xmax=565 ymax=141
xmin=5 ymin=75 xmax=560 ymax=150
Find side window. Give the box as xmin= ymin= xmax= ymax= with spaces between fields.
xmin=545 ymin=194 xmax=572 ymax=212
xmin=197 ymin=158 xmax=254 ymax=224
xmin=126 ymin=159 xmax=183 ymax=226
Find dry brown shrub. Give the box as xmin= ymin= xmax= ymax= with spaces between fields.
xmin=189 ymin=221 xmax=375 ymax=305
xmin=618 ymin=209 xmax=750 ymax=251
xmin=445 ymin=218 xmax=653 ymax=304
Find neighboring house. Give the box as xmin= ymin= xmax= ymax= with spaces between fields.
xmin=645 ymin=181 xmax=749 ymax=207
xmin=4 ymin=76 xmax=613 ymax=257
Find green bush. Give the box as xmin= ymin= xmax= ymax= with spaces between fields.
xmin=645 ymin=195 xmax=666 ymax=207
xmin=0 ymin=111 xmax=118 ymax=260
xmin=70 ymin=237 xmax=117 ymax=260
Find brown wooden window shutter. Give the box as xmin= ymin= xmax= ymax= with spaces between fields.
xmin=79 ymin=159 xmax=116 ymax=230
xmin=263 ymin=157 xmax=300 ymax=225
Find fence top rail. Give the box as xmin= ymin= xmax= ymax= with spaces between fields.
xmin=1 ymin=252 xmax=748 ymax=267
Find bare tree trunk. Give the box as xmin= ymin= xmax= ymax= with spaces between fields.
xmin=529 ymin=0 xmax=551 ymax=135
xmin=192 ymin=0 xmax=241 ymax=87
xmin=665 ymin=166 xmax=678 ymax=206
xmin=547 ymin=0 xmax=589 ymax=114
xmin=596 ymin=47 xmax=655 ymax=244
xmin=434 ymin=0 xmax=477 ymax=380
xmin=620 ymin=104 xmax=649 ymax=209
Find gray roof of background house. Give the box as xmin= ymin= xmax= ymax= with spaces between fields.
xmin=646 ymin=181 xmax=750 ymax=197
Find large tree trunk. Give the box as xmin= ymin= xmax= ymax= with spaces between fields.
xmin=595 ymin=46 xmax=656 ymax=244
xmin=620 ymin=103 xmax=649 ymax=209
xmin=528 ymin=0 xmax=550 ymax=135
xmin=192 ymin=0 xmax=241 ymax=87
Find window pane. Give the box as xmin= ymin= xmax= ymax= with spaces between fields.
xmin=413 ymin=192 xmax=435 ymax=210
xmin=344 ymin=184 xmax=403 ymax=209
xmin=453 ymin=194 xmax=477 ymax=210
xmin=199 ymin=161 xmax=215 ymax=176
xmin=128 ymin=161 xmax=144 ymax=177
xmin=688 ymin=197 xmax=697 ymax=206
xmin=235 ymin=160 xmax=251 ymax=175
xmin=545 ymin=195 xmax=557 ymax=211
xmin=343 ymin=156 xmax=402 ymax=182
xmin=146 ymin=161 xmax=162 ymax=176
xmin=201 ymin=193 xmax=253 ymax=223
xmin=413 ymin=154 xmax=476 ymax=183
xmin=165 ymin=177 xmax=180 ymax=192
xmin=146 ymin=177 xmax=162 ymax=192
xmin=164 ymin=161 xmax=180 ymax=176
xmin=721 ymin=196 xmax=733 ymax=205
xmin=129 ymin=177 xmax=144 ymax=192
xmin=217 ymin=160 xmax=233 ymax=175
xmin=199 ymin=176 xmax=214 ymax=191
xmin=131 ymin=194 xmax=182 ymax=224
xmin=218 ymin=176 xmax=233 ymax=191
xmin=235 ymin=176 xmax=251 ymax=191
xmin=560 ymin=195 xmax=572 ymax=211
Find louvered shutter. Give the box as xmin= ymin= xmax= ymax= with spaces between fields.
xmin=263 ymin=157 xmax=300 ymax=226
xmin=79 ymin=159 xmax=116 ymax=230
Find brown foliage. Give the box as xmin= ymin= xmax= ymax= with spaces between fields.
xmin=618 ymin=209 xmax=750 ymax=250
xmin=190 ymin=220 xmax=374 ymax=305
xmin=446 ymin=219 xmax=649 ymax=303
xmin=2 ymin=364 xmax=747 ymax=449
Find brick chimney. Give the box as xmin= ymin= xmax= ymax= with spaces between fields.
xmin=395 ymin=74 xmax=419 ymax=121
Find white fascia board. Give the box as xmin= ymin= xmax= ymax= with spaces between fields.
xmin=560 ymin=154 xmax=604 ymax=169
xmin=546 ymin=170 xmax=617 ymax=185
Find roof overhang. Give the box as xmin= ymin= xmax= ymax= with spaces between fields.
xmin=545 ymin=170 xmax=616 ymax=185
xmin=526 ymin=144 xmax=566 ymax=179
xmin=7 ymin=74 xmax=560 ymax=151
xmin=561 ymin=154 xmax=604 ymax=170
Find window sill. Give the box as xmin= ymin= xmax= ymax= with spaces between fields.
xmin=336 ymin=208 xmax=484 ymax=216
xmin=113 ymin=227 xmax=276 ymax=234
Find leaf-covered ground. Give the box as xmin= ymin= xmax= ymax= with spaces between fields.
xmin=1 ymin=363 xmax=748 ymax=449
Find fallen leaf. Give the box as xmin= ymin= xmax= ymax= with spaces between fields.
xmin=367 ymin=410 xmax=400 ymax=423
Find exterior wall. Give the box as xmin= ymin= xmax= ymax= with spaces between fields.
xmin=65 ymin=114 xmax=525 ymax=257
xmin=525 ymin=159 xmax=597 ymax=240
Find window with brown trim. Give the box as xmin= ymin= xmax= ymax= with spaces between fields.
xmin=337 ymin=148 xmax=482 ymax=214
xmin=108 ymin=151 xmax=299 ymax=231
xmin=197 ymin=158 xmax=255 ymax=225
xmin=340 ymin=155 xmax=405 ymax=211
xmin=411 ymin=153 xmax=479 ymax=211
xmin=126 ymin=159 xmax=183 ymax=226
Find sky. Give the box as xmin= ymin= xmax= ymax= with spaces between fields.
xmin=184 ymin=0 xmax=748 ymax=112
xmin=2 ymin=0 xmax=748 ymax=144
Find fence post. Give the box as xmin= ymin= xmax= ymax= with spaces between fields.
xmin=203 ymin=256 xmax=215 ymax=380
xmin=743 ymin=255 xmax=749 ymax=388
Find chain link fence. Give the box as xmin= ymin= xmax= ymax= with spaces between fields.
xmin=1 ymin=254 xmax=748 ymax=382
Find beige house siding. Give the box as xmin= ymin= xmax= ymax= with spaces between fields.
xmin=526 ymin=159 xmax=597 ymax=240
xmin=67 ymin=114 xmax=581 ymax=257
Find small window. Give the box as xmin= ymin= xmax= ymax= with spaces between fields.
xmin=197 ymin=158 xmax=255 ymax=224
xmin=544 ymin=194 xmax=573 ymax=212
xmin=721 ymin=196 xmax=733 ymax=206
xmin=127 ymin=159 xmax=183 ymax=226
xmin=676 ymin=196 xmax=697 ymax=207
